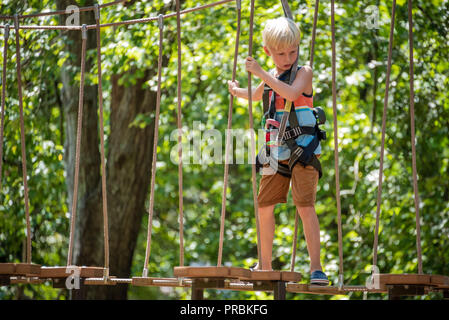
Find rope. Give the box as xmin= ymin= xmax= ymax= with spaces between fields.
xmin=14 ymin=15 xmax=32 ymax=265
xmin=0 ymin=0 xmax=236 ymax=31
xmin=0 ymin=25 xmax=9 ymax=191
xmin=309 ymin=0 xmax=319 ymax=67
xmin=67 ymin=25 xmax=88 ymax=267
xmin=142 ymin=14 xmax=164 ymax=278
xmin=94 ymin=5 xmax=110 ymax=279
xmin=217 ymin=0 xmax=241 ymax=267
xmin=0 ymin=0 xmax=127 ymax=20
xmin=372 ymin=0 xmax=396 ymax=270
xmin=290 ymin=0 xmax=320 ymax=273
xmin=330 ymin=0 xmax=344 ymax=288
xmin=290 ymin=211 xmax=299 ymax=272
xmin=87 ymin=0 xmax=236 ymax=30
xmin=247 ymin=0 xmax=261 ymax=267
xmin=175 ymin=0 xmax=184 ymax=268
xmin=407 ymin=0 xmax=422 ymax=274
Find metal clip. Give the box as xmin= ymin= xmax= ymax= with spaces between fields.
xmin=13 ymin=14 xmax=19 ymax=31
xmin=142 ymin=268 xmax=148 ymax=278
xmin=4 ymin=24 xmax=9 ymax=40
xmin=338 ymin=274 xmax=344 ymax=290
xmin=81 ymin=24 xmax=87 ymax=40
xmin=103 ymin=267 xmax=109 ymax=282
xmin=158 ymin=14 xmax=164 ymax=30
xmin=94 ymin=4 xmax=100 ymax=21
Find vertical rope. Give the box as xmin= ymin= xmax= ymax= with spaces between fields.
xmin=14 ymin=15 xmax=32 ymax=265
xmin=175 ymin=0 xmax=184 ymax=267
xmin=143 ymin=14 xmax=164 ymax=278
xmin=94 ymin=5 xmax=110 ymax=279
xmin=309 ymin=0 xmax=319 ymax=67
xmin=217 ymin=0 xmax=241 ymax=267
xmin=330 ymin=0 xmax=344 ymax=288
xmin=67 ymin=25 xmax=87 ymax=266
xmin=407 ymin=0 xmax=422 ymax=274
xmin=290 ymin=211 xmax=299 ymax=272
xmin=290 ymin=0 xmax=320 ymax=273
xmin=0 ymin=25 xmax=9 ymax=191
xmin=372 ymin=0 xmax=396 ymax=270
xmin=247 ymin=0 xmax=261 ymax=268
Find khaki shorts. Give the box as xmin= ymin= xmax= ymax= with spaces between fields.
xmin=257 ymin=159 xmax=319 ymax=208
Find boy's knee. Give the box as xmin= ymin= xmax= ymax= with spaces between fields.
xmin=296 ymin=205 xmax=316 ymax=217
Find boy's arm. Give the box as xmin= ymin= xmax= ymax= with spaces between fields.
xmin=229 ymin=80 xmax=265 ymax=101
xmin=259 ymin=66 xmax=312 ymax=102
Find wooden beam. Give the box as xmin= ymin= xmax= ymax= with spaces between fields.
xmin=173 ymin=266 xmax=251 ymax=279
xmin=0 ymin=263 xmax=41 ymax=276
xmin=40 ymin=266 xmax=104 ymax=278
xmin=240 ymin=270 xmax=281 ymax=281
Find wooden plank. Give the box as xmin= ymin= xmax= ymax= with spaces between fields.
xmin=40 ymin=266 xmax=104 ymax=278
xmin=0 ymin=263 xmax=41 ymax=276
xmin=240 ymin=270 xmax=282 ymax=281
xmin=14 ymin=263 xmax=41 ymax=276
xmin=228 ymin=267 xmax=251 ymax=279
xmin=280 ymin=271 xmax=302 ymax=282
xmin=132 ymin=277 xmax=155 ymax=286
xmin=174 ymin=266 xmax=247 ymax=279
xmin=286 ymin=283 xmax=346 ymax=295
xmin=0 ymin=263 xmax=16 ymax=275
xmin=430 ymin=275 xmax=449 ymax=287
xmin=174 ymin=266 xmax=229 ymax=278
xmin=379 ymin=274 xmax=433 ymax=286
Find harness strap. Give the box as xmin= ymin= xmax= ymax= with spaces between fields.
xmin=283 ymin=125 xmax=316 ymax=140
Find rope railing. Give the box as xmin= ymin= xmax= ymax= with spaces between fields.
xmin=407 ymin=0 xmax=423 ymax=275
xmin=94 ymin=4 xmax=110 ymax=280
xmin=67 ymin=25 xmax=88 ymax=267
xmin=142 ymin=14 xmax=165 ymax=278
xmin=372 ymin=0 xmax=396 ymax=271
xmin=330 ymin=0 xmax=344 ymax=290
xmin=175 ymin=0 xmax=185 ymax=268
xmin=0 ymin=0 xmax=236 ymax=31
xmin=0 ymin=0 xmax=127 ymax=20
xmin=217 ymin=0 xmax=241 ymax=267
xmin=290 ymin=0 xmax=320 ymax=273
xmin=14 ymin=15 xmax=33 ymax=265
xmin=0 ymin=25 xmax=9 ymax=191
xmin=247 ymin=0 xmax=261 ymax=268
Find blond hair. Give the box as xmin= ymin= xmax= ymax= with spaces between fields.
xmin=262 ymin=17 xmax=300 ymax=50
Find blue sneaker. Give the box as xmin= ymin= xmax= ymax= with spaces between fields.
xmin=310 ymin=270 xmax=329 ymax=286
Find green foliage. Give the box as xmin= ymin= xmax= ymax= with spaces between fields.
xmin=1 ymin=0 xmax=448 ymax=300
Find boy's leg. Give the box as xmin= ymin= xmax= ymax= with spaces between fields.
xmin=258 ymin=204 xmax=276 ymax=270
xmin=296 ymin=206 xmax=322 ymax=273
xmin=256 ymin=162 xmax=290 ymax=271
xmin=291 ymin=163 xmax=323 ymax=274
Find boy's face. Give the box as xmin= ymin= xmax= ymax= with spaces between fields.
xmin=264 ymin=45 xmax=298 ymax=73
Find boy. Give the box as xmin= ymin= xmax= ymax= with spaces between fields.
xmin=227 ymin=17 xmax=328 ymax=285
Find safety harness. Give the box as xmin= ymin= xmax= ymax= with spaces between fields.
xmin=256 ymin=66 xmax=326 ymax=179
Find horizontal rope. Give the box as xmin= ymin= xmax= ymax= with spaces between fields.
xmin=0 ymin=0 xmax=235 ymax=31
xmin=0 ymin=0 xmax=127 ymax=20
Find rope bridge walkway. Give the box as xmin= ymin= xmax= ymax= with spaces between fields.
xmin=0 ymin=0 xmax=448 ymax=300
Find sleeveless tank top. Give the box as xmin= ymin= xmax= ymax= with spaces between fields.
xmin=266 ymin=67 xmax=321 ymax=161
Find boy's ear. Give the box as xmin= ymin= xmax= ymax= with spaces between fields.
xmin=263 ymin=46 xmax=272 ymax=56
